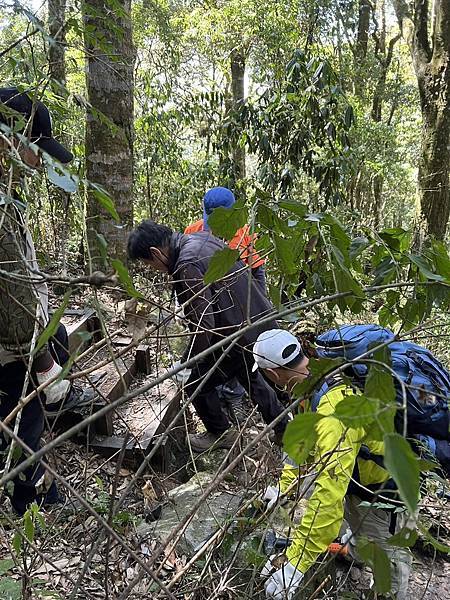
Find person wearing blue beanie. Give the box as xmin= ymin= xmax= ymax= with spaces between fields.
xmin=202 ymin=187 xmax=236 ymax=230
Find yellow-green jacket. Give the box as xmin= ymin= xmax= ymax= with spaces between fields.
xmin=281 ymin=384 xmax=390 ymax=573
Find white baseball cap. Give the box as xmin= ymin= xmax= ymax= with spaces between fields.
xmin=252 ymin=329 xmax=304 ymax=372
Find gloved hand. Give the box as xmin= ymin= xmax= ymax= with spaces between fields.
xmin=262 ymin=556 xmax=304 ymax=599
xmin=263 ymin=485 xmax=281 ymax=510
xmin=172 ymin=360 xmax=192 ymax=386
xmin=340 ymin=527 xmax=353 ymax=546
xmin=36 ymin=361 xmax=70 ymax=406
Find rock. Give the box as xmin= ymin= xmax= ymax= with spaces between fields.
xmin=136 ymin=471 xmax=242 ymax=555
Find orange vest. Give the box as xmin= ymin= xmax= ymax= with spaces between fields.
xmin=184 ymin=220 xmax=265 ymax=268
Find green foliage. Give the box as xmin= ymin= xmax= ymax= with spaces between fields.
xmin=0 ymin=559 xmax=15 ymax=575
xmin=333 ymin=394 xmax=379 ymax=428
xmin=418 ymin=525 xmax=450 ymax=554
xmin=0 ymin=576 xmax=21 ymax=600
xmin=207 ymin=199 xmax=248 ymax=240
xmin=236 ymin=50 xmax=354 ymax=204
xmin=282 ymin=412 xmax=324 ymax=464
xmin=34 ymin=290 xmax=72 ymax=355
xmin=388 ymin=527 xmax=418 ymax=548
xmin=383 ymin=433 xmax=420 ymax=515
xmin=203 ymin=247 xmax=240 ymax=285
xmin=357 ymin=539 xmax=392 ymax=594
xmin=112 ymin=259 xmax=143 ymax=299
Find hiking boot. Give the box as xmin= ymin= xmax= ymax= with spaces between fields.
xmin=44 ymin=384 xmax=97 ymax=417
xmin=218 ymin=381 xmax=251 ymax=426
xmin=188 ymin=429 xmax=238 ymax=453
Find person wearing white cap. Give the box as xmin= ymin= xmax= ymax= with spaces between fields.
xmin=252 ymin=329 xmax=310 ymax=390
xmin=253 ymin=329 xmax=412 ymax=600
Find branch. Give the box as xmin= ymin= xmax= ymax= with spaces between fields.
xmin=0 ymin=28 xmax=39 ymax=59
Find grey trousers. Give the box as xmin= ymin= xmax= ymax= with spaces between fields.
xmin=344 ymin=495 xmax=413 ymax=600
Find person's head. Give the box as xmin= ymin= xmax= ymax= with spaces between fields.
xmin=202 ymin=187 xmax=235 ymax=229
xmin=0 ymin=87 xmax=73 ymax=169
xmin=127 ymin=220 xmax=173 ymax=273
xmin=252 ymin=329 xmax=309 ymax=391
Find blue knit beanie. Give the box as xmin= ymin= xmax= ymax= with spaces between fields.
xmin=203 ymin=187 xmax=236 ymax=230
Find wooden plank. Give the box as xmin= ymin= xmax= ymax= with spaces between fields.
xmin=64 ymin=309 xmax=97 ymax=354
xmin=49 ymin=352 xmax=137 ymax=438
xmin=98 ymin=357 xmax=137 ymax=402
xmin=90 ymin=388 xmax=181 ymax=467
xmin=112 ymin=336 xmax=133 ymax=347
xmin=135 ymin=345 xmax=152 ymax=374
xmin=90 ymin=435 xmax=148 ymax=466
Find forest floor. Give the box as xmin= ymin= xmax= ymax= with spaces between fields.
xmin=0 ymin=283 xmax=450 ymax=599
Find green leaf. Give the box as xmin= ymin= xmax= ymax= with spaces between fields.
xmin=388 ymin=527 xmax=417 ymax=548
xmin=94 ymin=232 xmax=108 ymax=264
xmin=0 ymin=577 xmax=21 ymax=600
xmin=379 ymin=228 xmax=411 ymax=253
xmin=111 ymin=259 xmax=143 ymax=299
xmin=12 ymin=532 xmax=21 ymax=557
xmin=203 ymin=248 xmax=240 ymax=285
xmin=349 ymin=236 xmax=370 ymax=261
xmin=344 ymin=105 xmax=354 ymax=129
xmin=0 ymin=559 xmax=14 ymax=576
xmin=274 ymin=235 xmax=297 ymax=275
xmin=365 ymin=364 xmax=396 ymax=405
xmin=279 ymin=201 xmax=307 ymax=218
xmin=418 ymin=525 xmax=450 ymax=554
xmin=430 ymin=241 xmax=450 ymax=282
xmin=207 ymin=200 xmax=247 ymax=241
xmin=34 ymin=290 xmax=72 ymax=355
xmin=408 ymin=254 xmax=445 ymax=282
xmin=383 ymin=433 xmax=420 ymax=514
xmin=334 ymin=394 xmax=379 ymax=428
xmin=90 ymin=183 xmax=120 ymax=222
xmin=357 ymin=539 xmax=392 ymax=594
xmin=46 ymin=164 xmax=78 ymax=193
xmin=283 ymin=412 xmax=324 ymax=464
xmin=24 ymin=511 xmax=34 ymax=543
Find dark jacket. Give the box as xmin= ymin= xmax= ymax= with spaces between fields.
xmin=168 ymin=232 xmax=277 ymax=364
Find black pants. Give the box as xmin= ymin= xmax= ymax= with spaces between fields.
xmin=186 ymin=351 xmax=288 ymax=436
xmin=0 ymin=323 xmax=68 ymax=514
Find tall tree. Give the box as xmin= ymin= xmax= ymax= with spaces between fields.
xmin=392 ymin=0 xmax=450 ymax=241
xmin=83 ymin=0 xmax=134 ymax=267
xmin=48 ymin=0 xmax=66 ymax=87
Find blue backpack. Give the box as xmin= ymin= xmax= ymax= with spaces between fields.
xmin=311 ymin=324 xmax=450 ymax=475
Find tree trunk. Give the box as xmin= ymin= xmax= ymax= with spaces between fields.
xmin=417 ymin=67 xmax=450 ymax=240
xmin=48 ymin=0 xmax=70 ymax=268
xmin=355 ymin=0 xmax=371 ymax=61
xmin=84 ymin=0 xmax=134 ymax=267
xmin=48 ymin=0 xmax=66 ymax=87
xmin=353 ymin=0 xmax=371 ymax=98
xmin=230 ymin=50 xmax=246 ymax=187
xmin=393 ymin=0 xmax=450 ymax=241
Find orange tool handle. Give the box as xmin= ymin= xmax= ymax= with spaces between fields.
xmin=327 ymin=542 xmax=349 ymax=556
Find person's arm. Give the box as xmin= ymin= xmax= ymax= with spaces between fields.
xmin=251 ymin=265 xmax=266 ymax=294
xmin=175 ymin=263 xmax=216 ymax=364
xmin=285 ymin=389 xmax=363 ymax=573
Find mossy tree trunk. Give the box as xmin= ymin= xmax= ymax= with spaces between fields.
xmin=83 ymin=0 xmax=135 ymax=268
